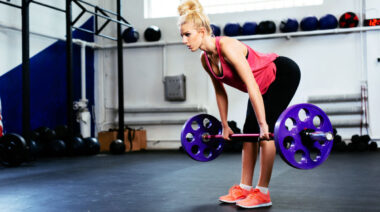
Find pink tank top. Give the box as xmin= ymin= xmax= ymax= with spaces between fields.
xmin=204 ymin=36 xmax=278 ymax=94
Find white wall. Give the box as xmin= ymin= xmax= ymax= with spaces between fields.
xmin=96 ymin=0 xmax=380 ymax=148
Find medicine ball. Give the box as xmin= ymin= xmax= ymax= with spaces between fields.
xmin=319 ymin=14 xmax=338 ymax=30
xmin=144 ymin=25 xmax=161 ymax=42
xmin=110 ymin=139 xmax=125 ymax=154
xmin=300 ymin=16 xmax=319 ymax=31
xmin=339 ymin=12 xmax=359 ymax=28
xmin=210 ymin=24 xmax=221 ymax=36
xmin=223 ymin=23 xmax=241 ymax=36
xmin=48 ymin=139 xmax=66 ymax=157
xmin=257 ymin=21 xmax=276 ymax=34
xmin=280 ymin=18 xmax=299 ymax=33
xmin=55 ymin=125 xmax=69 ymax=141
xmin=66 ymin=136 xmax=85 ymax=156
xmin=83 ymin=137 xmax=100 ymax=155
xmin=122 ymin=27 xmax=139 ymax=43
xmin=35 ymin=127 xmax=56 ymax=142
xmin=242 ymin=22 xmax=257 ymax=35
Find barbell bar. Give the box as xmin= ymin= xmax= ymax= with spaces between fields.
xmin=181 ymin=103 xmax=334 ymax=169
xmin=203 ymin=131 xmax=333 ymax=142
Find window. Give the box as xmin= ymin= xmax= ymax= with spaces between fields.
xmin=144 ymin=0 xmax=324 ymax=19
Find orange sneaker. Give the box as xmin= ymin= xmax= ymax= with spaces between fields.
xmin=219 ymin=185 xmax=251 ymax=203
xmin=236 ymin=188 xmax=272 ymax=208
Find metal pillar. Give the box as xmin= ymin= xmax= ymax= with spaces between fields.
xmin=117 ymin=0 xmax=124 ymax=141
xmin=22 ymin=0 xmax=30 ymax=143
xmin=66 ymin=0 xmax=74 ymax=137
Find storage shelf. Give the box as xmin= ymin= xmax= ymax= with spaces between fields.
xmin=99 ymin=26 xmax=380 ymax=49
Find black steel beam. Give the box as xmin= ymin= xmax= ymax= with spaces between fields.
xmin=94 ymin=5 xmax=111 ymax=35
xmin=72 ymin=26 xmax=117 ymax=41
xmin=0 ymin=0 xmax=21 ymax=9
xmin=73 ymin=0 xmax=131 ymax=28
xmin=117 ymin=0 xmax=124 ymax=141
xmin=21 ymin=0 xmax=30 ymax=143
xmin=66 ymin=0 xmax=74 ymax=137
xmin=77 ymin=0 xmax=130 ymax=25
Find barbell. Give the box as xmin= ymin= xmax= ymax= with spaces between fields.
xmin=181 ymin=103 xmax=334 ymax=169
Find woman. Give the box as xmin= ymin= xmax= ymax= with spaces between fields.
xmin=178 ymin=0 xmax=300 ymax=209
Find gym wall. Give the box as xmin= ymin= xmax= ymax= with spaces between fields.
xmin=96 ymin=0 xmax=380 ymax=148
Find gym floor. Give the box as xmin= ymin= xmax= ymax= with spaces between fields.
xmin=1 ymin=150 xmax=379 ymax=212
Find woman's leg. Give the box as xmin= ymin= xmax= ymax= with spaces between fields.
xmin=255 ymin=56 xmax=301 ymax=188
xmin=257 ymin=140 xmax=276 ymax=187
xmin=240 ymin=142 xmax=259 ymax=186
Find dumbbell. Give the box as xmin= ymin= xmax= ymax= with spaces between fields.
xmin=181 ymin=103 xmax=334 ymax=170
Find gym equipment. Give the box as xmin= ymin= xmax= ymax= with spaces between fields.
xmin=210 ymin=24 xmax=221 ymax=36
xmin=319 ymin=14 xmax=338 ymax=30
xmin=122 ymin=27 xmax=139 ymax=43
xmin=144 ymin=25 xmax=161 ymax=42
xmin=35 ymin=127 xmax=56 ymax=142
xmin=55 ymin=125 xmax=69 ymax=141
xmin=66 ymin=136 xmax=85 ymax=156
xmin=0 ymin=107 xmax=3 ymax=137
xmin=339 ymin=12 xmax=359 ymax=28
xmin=29 ymin=139 xmax=44 ymax=157
xmin=223 ymin=23 xmax=241 ymax=36
xmin=48 ymin=139 xmax=67 ymax=156
xmin=350 ymin=134 xmax=369 ymax=152
xmin=241 ymin=22 xmax=257 ymax=35
xmin=300 ymin=16 xmax=319 ymax=31
xmin=257 ymin=21 xmax=276 ymax=34
xmin=181 ymin=104 xmax=334 ymax=169
xmin=83 ymin=137 xmax=100 ymax=155
xmin=280 ymin=18 xmax=299 ymax=33
xmin=0 ymin=133 xmax=28 ymax=167
xmin=223 ymin=121 xmax=243 ymax=152
xmin=110 ymin=139 xmax=125 ymax=154
xmin=369 ymin=141 xmax=378 ymax=151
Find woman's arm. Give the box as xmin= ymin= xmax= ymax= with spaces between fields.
xmin=219 ymin=38 xmax=270 ymax=139
xmin=201 ymin=54 xmax=234 ymax=140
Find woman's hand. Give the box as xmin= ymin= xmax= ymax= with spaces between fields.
xmin=259 ymin=122 xmax=271 ymax=141
xmin=222 ymin=126 xmax=234 ymax=141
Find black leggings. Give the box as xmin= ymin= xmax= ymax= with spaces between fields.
xmin=243 ymin=56 xmax=301 ymax=136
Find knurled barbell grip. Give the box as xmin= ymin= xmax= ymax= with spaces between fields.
xmin=204 ymin=133 xmax=274 ymax=141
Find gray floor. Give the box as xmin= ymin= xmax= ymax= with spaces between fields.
xmin=0 ymin=150 xmax=379 ymax=212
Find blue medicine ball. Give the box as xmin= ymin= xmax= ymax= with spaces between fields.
xmin=210 ymin=24 xmax=221 ymax=36
xmin=242 ymin=22 xmax=257 ymax=35
xmin=223 ymin=23 xmax=241 ymax=36
xmin=280 ymin=18 xmax=299 ymax=33
xmin=319 ymin=14 xmax=338 ymax=30
xmin=300 ymin=16 xmax=319 ymax=31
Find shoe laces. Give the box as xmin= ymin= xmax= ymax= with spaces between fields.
xmin=229 ymin=185 xmax=245 ymax=196
xmin=246 ymin=189 xmax=264 ymax=200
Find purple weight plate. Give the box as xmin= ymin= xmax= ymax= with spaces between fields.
xmin=274 ymin=103 xmax=333 ymax=169
xmin=181 ymin=114 xmax=225 ymax=162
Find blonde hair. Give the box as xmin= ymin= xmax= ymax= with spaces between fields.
xmin=177 ymin=0 xmax=212 ymax=35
